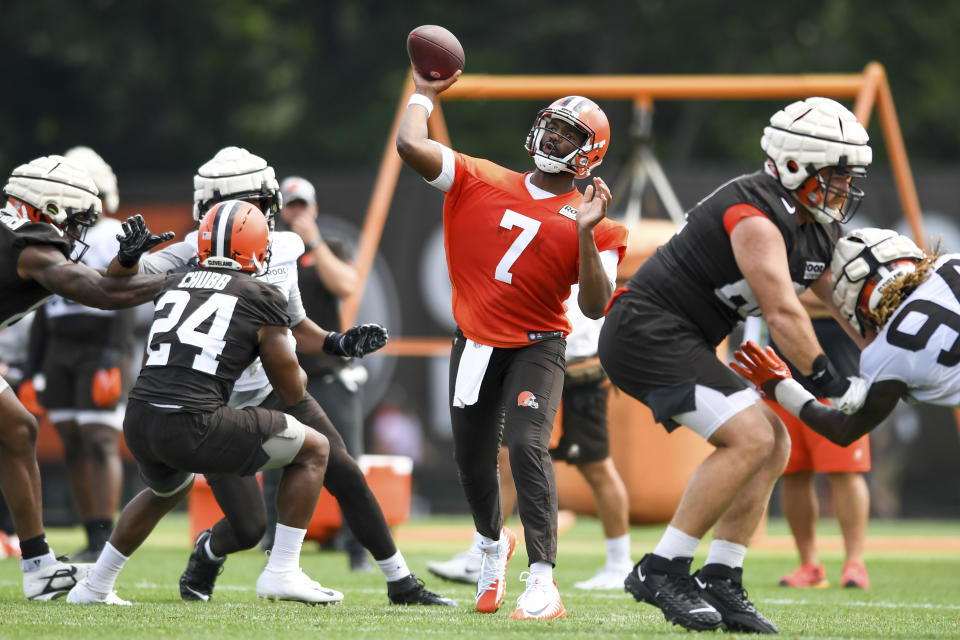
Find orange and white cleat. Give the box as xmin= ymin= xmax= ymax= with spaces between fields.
xmin=779 ymin=562 xmax=828 ymax=588
xmin=841 ymin=561 xmax=870 ymax=589
xmin=509 ymin=572 xmax=567 ymax=620
xmin=475 ymin=527 xmax=517 ymax=613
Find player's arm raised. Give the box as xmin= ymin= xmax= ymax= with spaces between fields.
xmin=576 ymin=177 xmax=614 ymax=318
xmin=106 ymin=214 xmax=177 ymax=276
xmin=19 ymin=244 xmax=165 ymax=309
xmin=395 ymin=68 xmax=461 ymax=181
xmin=258 ymin=325 xmax=307 ymax=406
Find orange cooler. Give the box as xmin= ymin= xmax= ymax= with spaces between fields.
xmin=188 ymin=454 xmax=413 ymax=543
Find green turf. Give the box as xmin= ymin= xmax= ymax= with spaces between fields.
xmin=3 ymin=514 xmax=960 ymax=639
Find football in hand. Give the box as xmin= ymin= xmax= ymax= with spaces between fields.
xmin=406 ymin=25 xmax=465 ymax=80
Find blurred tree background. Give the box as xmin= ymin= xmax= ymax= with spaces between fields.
xmin=2 ymin=0 xmax=959 ymax=178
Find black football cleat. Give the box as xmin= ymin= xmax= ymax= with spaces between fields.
xmin=624 ymin=553 xmax=723 ymax=631
xmin=388 ymin=573 xmax=457 ymax=606
xmin=694 ymin=563 xmax=778 ymax=634
xmin=179 ymin=529 xmax=225 ymax=602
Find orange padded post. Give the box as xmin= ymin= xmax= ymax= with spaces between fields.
xmin=351 ymin=65 xmax=935 ymax=521
xmin=354 ymin=63 xmax=925 ymax=356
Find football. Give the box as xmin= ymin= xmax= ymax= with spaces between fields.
xmin=406 ymin=25 xmax=465 ymax=80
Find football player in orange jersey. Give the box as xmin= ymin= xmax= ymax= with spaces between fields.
xmin=397 ymin=68 xmax=628 ymax=620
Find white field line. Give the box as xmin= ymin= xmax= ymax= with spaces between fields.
xmin=761 ymin=597 xmax=960 ymax=611
xmin=581 ymin=591 xmax=960 ymax=610
xmin=4 ymin=578 xmax=959 ymax=611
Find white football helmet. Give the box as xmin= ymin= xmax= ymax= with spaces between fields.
xmin=3 ymin=155 xmax=101 ymax=229
xmin=64 ymin=146 xmax=119 ymax=214
xmin=831 ymin=227 xmax=925 ymax=336
xmin=761 ymin=97 xmax=872 ymax=225
xmin=192 ymin=146 xmax=281 ymax=226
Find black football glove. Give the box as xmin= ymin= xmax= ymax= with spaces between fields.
xmin=323 ymin=323 xmax=389 ymax=358
xmin=116 ymin=214 xmax=176 ymax=268
xmin=808 ymin=354 xmax=850 ymax=399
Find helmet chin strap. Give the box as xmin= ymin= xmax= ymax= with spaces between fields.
xmin=532 ymin=155 xmax=567 ymax=174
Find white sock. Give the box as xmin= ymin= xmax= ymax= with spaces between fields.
xmin=529 ymin=561 xmax=553 ymax=581
xmin=705 ymin=539 xmax=747 ymax=569
xmin=460 ymin=531 xmax=484 ymax=571
xmin=605 ymin=533 xmax=631 ymax=568
xmin=469 ymin=530 xmax=485 ymax=554
xmin=267 ymin=523 xmax=306 ymax=573
xmin=375 ymin=550 xmax=411 ymax=582
xmin=20 ymin=550 xmax=58 ymax=573
xmin=478 ymin=532 xmax=500 ymax=552
xmin=653 ymin=525 xmax=700 ymax=560
xmin=87 ymin=542 xmax=128 ymax=594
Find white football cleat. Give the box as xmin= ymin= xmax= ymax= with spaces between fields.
xmin=475 ymin=527 xmax=517 ymax=614
xmin=573 ymin=563 xmax=634 ymax=590
xmin=66 ymin=577 xmax=131 ymax=605
xmin=426 ymin=550 xmax=482 ymax=584
xmin=23 ymin=559 xmax=92 ymax=600
xmin=256 ymin=567 xmax=343 ymax=605
xmin=509 ymin=572 xmax=567 ymax=620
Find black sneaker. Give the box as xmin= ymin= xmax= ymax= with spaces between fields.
xmin=179 ymin=529 xmax=225 ymax=602
xmin=624 ymin=554 xmax=723 ymax=631
xmin=387 ymin=573 xmax=457 ymax=606
xmin=694 ymin=564 xmax=778 ymax=634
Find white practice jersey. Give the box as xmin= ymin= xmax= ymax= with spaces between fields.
xmin=46 ymin=217 xmax=124 ymax=319
xmin=138 ymin=228 xmax=306 ymax=405
xmin=563 ymin=278 xmax=615 ymax=359
xmin=861 ymin=254 xmax=960 ymax=407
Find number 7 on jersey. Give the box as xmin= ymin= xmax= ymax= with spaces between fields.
xmin=495 ymin=210 xmax=541 ymax=285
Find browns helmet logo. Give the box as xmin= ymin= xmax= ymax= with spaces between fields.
xmin=517 ymin=391 xmax=539 ymax=409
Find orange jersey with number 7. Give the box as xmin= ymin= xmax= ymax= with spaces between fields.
xmin=442 ymin=151 xmax=627 ymax=348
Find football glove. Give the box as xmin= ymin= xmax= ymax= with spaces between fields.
xmin=323 ymin=323 xmax=389 ymax=358
xmin=116 ymin=214 xmax=175 ymax=268
xmin=730 ymin=340 xmax=792 ymax=398
xmin=731 ymin=341 xmax=819 ymax=416
xmin=808 ymin=354 xmax=851 ymax=398
xmin=92 ymin=367 xmax=122 ymax=408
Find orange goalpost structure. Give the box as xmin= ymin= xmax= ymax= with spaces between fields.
xmin=343 ymin=61 xmax=925 ymax=348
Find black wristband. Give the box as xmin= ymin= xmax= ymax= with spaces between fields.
xmin=117 ymin=251 xmax=139 ymax=268
xmin=323 ymin=331 xmax=346 ymax=356
xmin=808 ymin=354 xmax=850 ymax=398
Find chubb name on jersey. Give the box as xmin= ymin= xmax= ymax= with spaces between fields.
xmin=178 ymin=271 xmax=232 ymax=291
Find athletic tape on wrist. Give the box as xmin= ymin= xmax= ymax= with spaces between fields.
xmin=774 ymin=378 xmax=817 ymax=416
xmin=407 ymin=93 xmax=434 ymax=117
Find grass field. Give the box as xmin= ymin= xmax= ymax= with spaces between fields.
xmin=3 ymin=514 xmax=959 ymax=639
